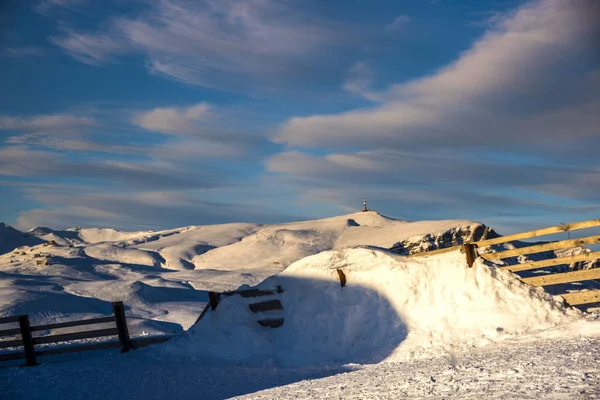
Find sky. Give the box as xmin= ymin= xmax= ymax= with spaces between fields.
xmin=0 ymin=0 xmax=599 ymax=234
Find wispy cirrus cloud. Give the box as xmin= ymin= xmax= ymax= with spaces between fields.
xmin=0 ymin=113 xmax=95 ymax=132
xmin=3 ymin=46 xmax=48 ymax=57
xmin=51 ymin=30 xmax=127 ymax=65
xmin=386 ymin=15 xmax=412 ymax=31
xmin=0 ymin=145 xmax=226 ymax=189
xmin=11 ymin=183 xmax=300 ymax=230
xmin=342 ymin=61 xmax=373 ymax=97
xmin=51 ymin=0 xmax=344 ymax=91
xmin=35 ymin=0 xmax=88 ymax=14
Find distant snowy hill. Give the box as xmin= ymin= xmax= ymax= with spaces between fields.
xmin=0 ymin=223 xmax=45 ymax=255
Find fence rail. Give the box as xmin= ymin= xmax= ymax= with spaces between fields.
xmin=0 ymin=301 xmax=132 ymax=367
xmin=409 ymin=218 xmax=600 ymax=307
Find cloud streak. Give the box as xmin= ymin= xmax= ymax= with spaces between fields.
xmin=0 ymin=113 xmax=95 ymax=132
xmin=133 ymin=102 xmax=213 ymax=134
xmin=52 ymin=0 xmax=344 ymax=91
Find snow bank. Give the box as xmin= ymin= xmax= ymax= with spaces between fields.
xmin=160 ymin=247 xmax=581 ymax=367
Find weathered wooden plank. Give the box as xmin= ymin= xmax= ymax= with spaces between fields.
xmin=257 ymin=319 xmax=284 ymax=328
xmin=562 ymin=289 xmax=600 ymax=306
xmin=32 ymin=327 xmax=119 ymax=345
xmin=464 ymin=243 xmax=478 ymax=268
xmin=35 ymin=340 xmax=122 ymax=357
xmin=0 ymin=327 xmax=21 ymax=337
xmin=521 ymin=268 xmax=600 ymax=287
xmin=502 ymin=251 xmax=600 ymax=272
xmin=477 ymin=219 xmax=600 ymax=247
xmin=30 ymin=316 xmax=116 ymax=332
xmin=0 ymin=351 xmax=25 ymax=362
xmin=0 ymin=315 xmax=21 ymax=324
xmin=0 ymin=338 xmax=23 ymax=349
xmin=249 ymin=300 xmax=283 ymax=313
xmin=482 ymin=235 xmax=600 ymax=261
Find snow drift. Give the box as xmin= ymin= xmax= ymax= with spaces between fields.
xmin=160 ymin=247 xmax=581 ymax=367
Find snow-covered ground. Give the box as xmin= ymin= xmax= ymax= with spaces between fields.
xmin=2 ymin=334 xmax=599 ymax=399
xmin=1 ymin=212 xmax=600 ymax=399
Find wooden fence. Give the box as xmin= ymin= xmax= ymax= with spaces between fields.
xmin=0 ymin=301 xmax=169 ymax=367
xmin=409 ymin=218 xmax=600 ymax=306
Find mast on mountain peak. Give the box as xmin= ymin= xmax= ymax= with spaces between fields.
xmin=362 ymin=196 xmax=368 ymax=212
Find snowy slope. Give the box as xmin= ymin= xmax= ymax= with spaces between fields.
xmin=0 ymin=223 xmax=44 ymax=255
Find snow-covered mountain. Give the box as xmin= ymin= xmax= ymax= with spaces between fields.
xmin=0 ymin=222 xmax=45 ymax=255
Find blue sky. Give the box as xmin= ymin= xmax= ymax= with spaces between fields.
xmin=0 ymin=0 xmax=599 ymax=234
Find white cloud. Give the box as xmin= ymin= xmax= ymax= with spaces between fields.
xmin=386 ymin=15 xmax=412 ymax=31
xmin=342 ymin=61 xmax=373 ymax=97
xmin=274 ymin=0 xmax=600 ymax=149
xmin=0 ymin=113 xmax=95 ymax=132
xmin=3 ymin=47 xmax=47 ymax=57
xmin=0 ymin=147 xmax=61 ymax=176
xmin=151 ymin=139 xmax=248 ymax=159
xmin=52 ymin=30 xmax=127 ymax=65
xmin=35 ymin=0 xmax=87 ymax=14
xmin=133 ymin=102 xmax=213 ymax=134
xmin=52 ymin=0 xmax=341 ymax=90
xmin=13 ymin=186 xmax=298 ymax=230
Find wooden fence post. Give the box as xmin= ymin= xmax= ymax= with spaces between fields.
xmin=208 ymin=292 xmax=220 ymax=310
xmin=463 ymin=243 xmax=478 ymax=268
xmin=112 ymin=302 xmax=131 ymax=353
xmin=18 ymin=315 xmax=38 ymax=366
xmin=336 ymin=269 xmax=347 ymax=287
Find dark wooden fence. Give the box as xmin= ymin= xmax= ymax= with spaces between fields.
xmin=0 ymin=301 xmax=144 ymax=367
xmin=408 ymin=218 xmax=600 ymax=306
